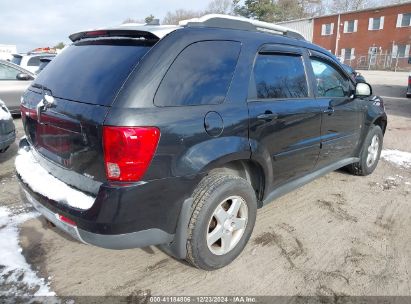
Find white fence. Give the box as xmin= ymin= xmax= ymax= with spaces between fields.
xmin=341 ymin=52 xmax=410 ymax=71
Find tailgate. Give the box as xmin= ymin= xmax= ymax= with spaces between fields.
xmin=19 ymin=38 xmax=154 ymax=194
xmin=21 ymin=89 xmax=108 ymax=194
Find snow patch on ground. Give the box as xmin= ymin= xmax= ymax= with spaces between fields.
xmin=0 ymin=206 xmax=55 ymax=296
xmin=15 ymin=149 xmax=95 ymax=210
xmin=0 ymin=99 xmax=12 ymax=121
xmin=381 ymin=149 xmax=411 ymax=168
xmin=381 ymin=175 xmax=410 ymax=191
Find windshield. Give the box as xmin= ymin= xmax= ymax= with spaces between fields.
xmin=33 ymin=40 xmax=152 ymax=106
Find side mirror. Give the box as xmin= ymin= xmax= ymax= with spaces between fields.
xmin=355 ymin=82 xmax=372 ymax=98
xmin=16 ymin=73 xmax=33 ymax=81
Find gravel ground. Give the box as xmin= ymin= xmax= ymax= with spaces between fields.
xmin=0 ymin=70 xmax=410 ymax=299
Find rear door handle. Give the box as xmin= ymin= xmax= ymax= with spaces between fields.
xmin=257 ymin=112 xmax=278 ymax=121
xmin=323 ymin=107 xmax=335 ymax=115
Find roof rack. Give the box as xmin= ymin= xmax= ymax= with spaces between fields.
xmin=179 ymin=14 xmax=305 ymax=40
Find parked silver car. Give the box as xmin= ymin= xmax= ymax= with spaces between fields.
xmin=0 ymin=99 xmax=15 ymax=153
xmin=0 ymin=60 xmax=34 ymax=115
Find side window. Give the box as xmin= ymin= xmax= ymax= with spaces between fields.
xmin=27 ymin=56 xmax=40 ymax=67
xmin=0 ymin=64 xmax=19 ymax=80
xmin=155 ymin=41 xmax=241 ymax=107
xmin=310 ymin=59 xmax=350 ymax=98
xmin=252 ymin=53 xmax=308 ymax=99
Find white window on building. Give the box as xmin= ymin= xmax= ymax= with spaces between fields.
xmin=341 ymin=48 xmax=355 ymax=61
xmin=343 ymin=20 xmax=358 ymax=33
xmin=321 ymin=23 xmax=334 ymax=35
xmin=396 ymin=13 xmax=411 ymax=27
xmin=368 ymin=17 xmax=384 ymax=30
xmin=392 ymin=44 xmax=410 ymax=58
xmin=369 ymin=47 xmax=378 ymax=55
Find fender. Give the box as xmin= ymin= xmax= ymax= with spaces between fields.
xmin=365 ymin=103 xmax=387 ymax=130
xmin=361 ymin=99 xmax=387 ymax=142
xmin=369 ymin=112 xmax=387 ymax=133
xmin=174 ymin=136 xmax=251 ymax=176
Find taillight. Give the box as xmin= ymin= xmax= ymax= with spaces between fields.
xmin=408 ymin=76 xmax=411 ymax=85
xmin=102 ymin=126 xmax=160 ymax=182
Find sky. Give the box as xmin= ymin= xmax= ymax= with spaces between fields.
xmin=0 ymin=0 xmax=208 ymax=52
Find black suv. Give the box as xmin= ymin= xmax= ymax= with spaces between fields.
xmin=17 ymin=15 xmax=387 ymax=270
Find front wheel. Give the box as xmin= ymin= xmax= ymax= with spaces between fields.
xmin=347 ymin=125 xmax=383 ymax=176
xmin=186 ymin=174 xmax=257 ymax=270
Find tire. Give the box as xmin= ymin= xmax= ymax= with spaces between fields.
xmin=186 ymin=173 xmax=257 ymax=270
xmin=347 ymin=125 xmax=383 ymax=176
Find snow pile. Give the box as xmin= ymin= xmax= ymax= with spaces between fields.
xmin=381 ymin=149 xmax=411 ymax=169
xmin=0 ymin=206 xmax=55 ymax=296
xmin=15 ymin=149 xmax=95 ymax=210
xmin=0 ymin=99 xmax=12 ymax=121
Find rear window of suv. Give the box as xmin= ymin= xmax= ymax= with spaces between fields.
xmin=154 ymin=41 xmax=241 ymax=107
xmin=33 ymin=40 xmax=152 ymax=106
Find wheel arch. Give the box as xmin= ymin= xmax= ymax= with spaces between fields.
xmin=162 ymin=158 xmax=266 ymax=260
xmin=205 ymin=159 xmax=266 ymax=207
xmin=371 ymin=114 xmax=387 ymax=135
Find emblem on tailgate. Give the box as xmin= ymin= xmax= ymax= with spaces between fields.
xmin=36 ymin=93 xmax=55 ymax=123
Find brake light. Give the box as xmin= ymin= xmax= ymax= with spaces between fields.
xmin=103 ymin=126 xmax=160 ymax=182
xmin=408 ymin=76 xmax=411 ymax=85
xmin=85 ymin=30 xmax=108 ymax=37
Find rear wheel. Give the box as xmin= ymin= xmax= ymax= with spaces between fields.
xmin=186 ymin=174 xmax=257 ymax=270
xmin=347 ymin=125 xmax=383 ymax=176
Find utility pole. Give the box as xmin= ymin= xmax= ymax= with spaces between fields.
xmin=334 ymin=14 xmax=341 ymax=57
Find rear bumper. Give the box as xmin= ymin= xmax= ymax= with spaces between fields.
xmin=20 ymin=187 xmax=173 ymax=249
xmin=16 ymin=143 xmax=202 ymax=250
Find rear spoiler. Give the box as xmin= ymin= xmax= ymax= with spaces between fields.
xmin=69 ymin=29 xmax=160 ymax=42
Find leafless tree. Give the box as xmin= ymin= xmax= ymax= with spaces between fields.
xmin=328 ymin=0 xmax=366 ymax=13
xmin=205 ymin=0 xmax=234 ymax=14
xmin=163 ymin=0 xmax=236 ymax=25
xmin=122 ymin=15 xmax=156 ymax=24
xmin=122 ymin=17 xmax=145 ymax=24
xmin=162 ymin=9 xmax=203 ymax=25
xmin=300 ymin=0 xmax=326 ymax=17
xmin=276 ymin=0 xmax=305 ymax=20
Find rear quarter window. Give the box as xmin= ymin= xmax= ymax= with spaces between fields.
xmin=154 ymin=41 xmax=241 ymax=107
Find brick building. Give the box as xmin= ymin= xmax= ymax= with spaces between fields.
xmin=279 ymin=2 xmax=411 ymax=71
